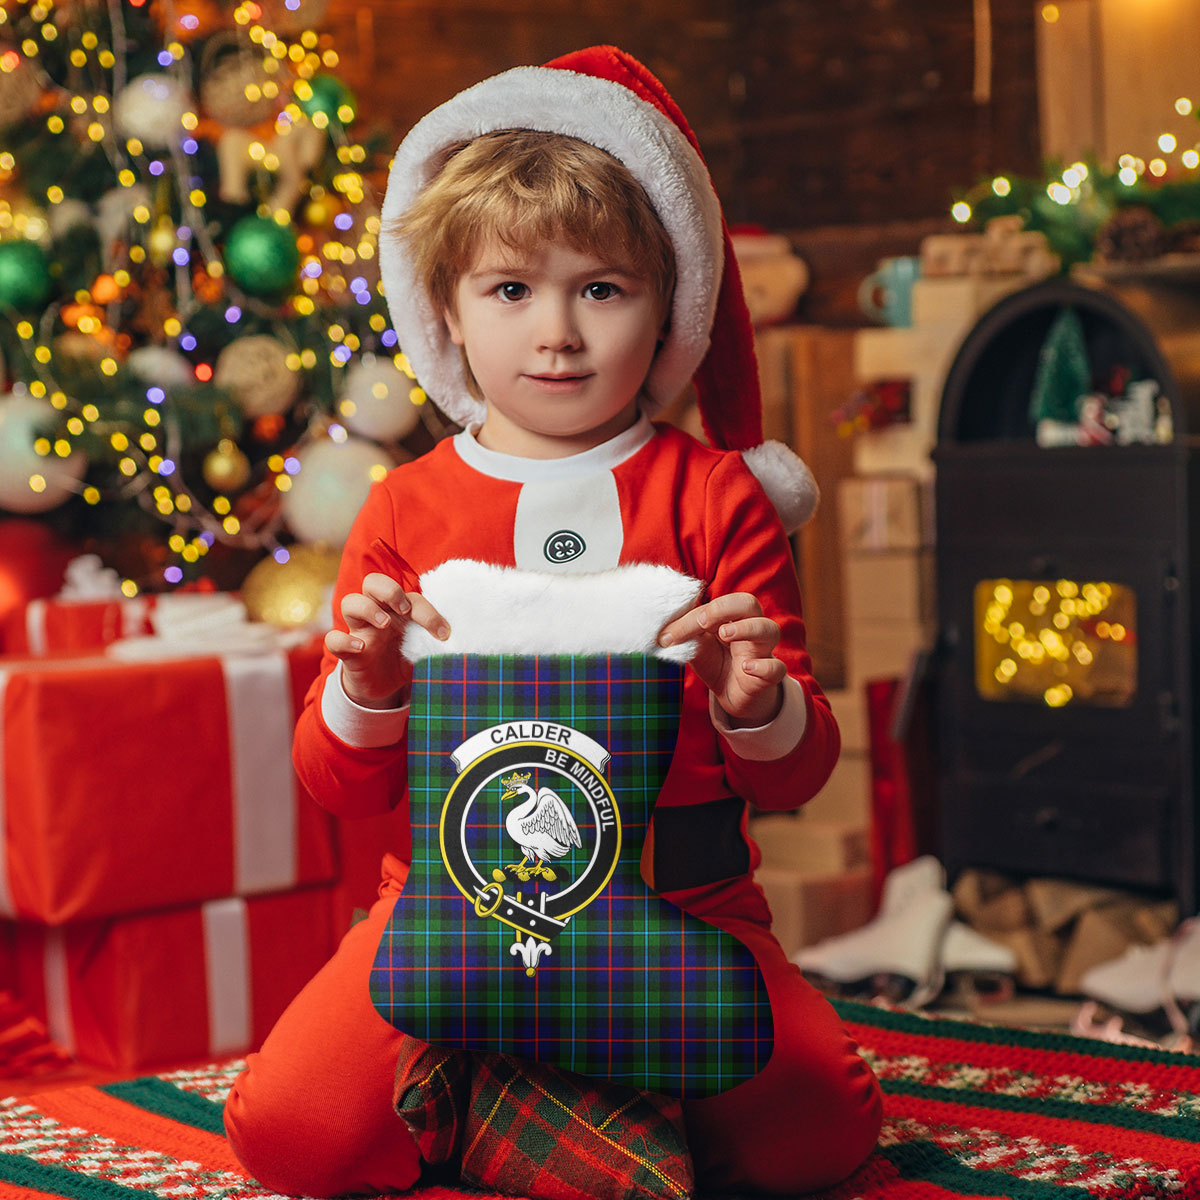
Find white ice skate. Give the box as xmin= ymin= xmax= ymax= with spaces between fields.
xmin=793 ymin=856 xmax=954 ymax=1007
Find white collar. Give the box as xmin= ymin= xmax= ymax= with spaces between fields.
xmin=451 ymin=411 xmax=654 ymax=483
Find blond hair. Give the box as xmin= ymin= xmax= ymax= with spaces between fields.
xmin=391 ymin=129 xmax=676 ymax=325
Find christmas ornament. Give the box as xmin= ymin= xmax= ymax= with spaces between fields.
xmin=128 ymin=345 xmax=195 ymax=387
xmin=281 ymin=434 xmax=392 ymax=545
xmin=295 ymin=74 xmax=355 ymax=128
xmin=202 ymin=437 xmax=252 ymax=491
xmin=0 ymin=240 xmax=53 ymax=310
xmin=224 ymin=215 xmax=301 ymax=295
xmin=48 ymin=199 xmax=95 ymax=240
xmin=338 ymin=354 xmax=421 ymax=442
xmin=0 ymin=519 xmax=76 ymax=635
xmin=0 ymin=53 xmax=43 ymax=131
xmin=151 ymin=0 xmax=226 ymax=42
xmin=1095 ymin=206 xmax=1167 ymax=263
xmin=241 ymin=543 xmax=340 ymax=628
xmin=96 ymin=184 xmax=152 ymax=267
xmin=261 ymin=0 xmax=331 ymax=35
xmin=214 ymin=334 xmax=301 ymax=417
xmin=52 ymin=329 xmax=110 ymax=363
xmin=113 ymin=74 xmax=192 ymax=148
xmin=0 ymin=390 xmax=87 ymax=514
xmin=200 ymin=43 xmax=278 ymax=127
xmin=147 ymin=217 xmax=179 ymax=268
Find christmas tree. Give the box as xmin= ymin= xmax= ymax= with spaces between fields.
xmin=0 ymin=0 xmax=440 ymax=595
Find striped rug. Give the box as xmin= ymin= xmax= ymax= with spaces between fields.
xmin=1 ymin=999 xmax=1199 ymax=1199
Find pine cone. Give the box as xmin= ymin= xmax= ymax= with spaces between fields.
xmin=1095 ymin=206 xmax=1167 ymax=263
xmin=1166 ymin=220 xmax=1200 ymax=255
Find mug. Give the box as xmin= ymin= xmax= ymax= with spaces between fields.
xmin=858 ymin=254 xmax=922 ymax=326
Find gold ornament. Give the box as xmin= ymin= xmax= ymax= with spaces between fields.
xmin=148 ymin=217 xmax=178 ymax=267
xmin=214 ymin=334 xmax=302 ymax=418
xmin=202 ymin=437 xmax=252 ymax=491
xmin=241 ymin=543 xmax=340 ymax=628
xmin=200 ymin=41 xmax=278 ymax=127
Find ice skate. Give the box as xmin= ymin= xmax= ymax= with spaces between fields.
xmin=940 ymin=920 xmax=1017 ymax=1005
xmin=1077 ymin=917 xmax=1200 ymax=1048
xmin=793 ymin=856 xmax=954 ymax=1008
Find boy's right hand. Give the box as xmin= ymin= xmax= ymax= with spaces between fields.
xmin=324 ymin=573 xmax=450 ymax=709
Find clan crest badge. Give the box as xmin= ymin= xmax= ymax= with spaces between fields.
xmin=440 ymin=720 xmax=622 ymax=975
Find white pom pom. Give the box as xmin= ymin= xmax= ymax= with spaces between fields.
xmin=741 ymin=440 xmax=819 ymax=533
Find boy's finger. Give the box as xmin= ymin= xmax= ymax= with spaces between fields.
xmin=324 ymin=628 xmax=366 ymax=659
xmin=659 ymin=594 xmax=760 ymax=646
xmin=362 ymin=572 xmax=412 ymax=618
xmin=717 ymin=616 xmax=781 ymax=650
xmin=740 ymin=656 xmax=787 ymax=684
xmin=408 ymin=594 xmax=451 ymax=641
xmin=340 ymin=591 xmax=397 ymax=632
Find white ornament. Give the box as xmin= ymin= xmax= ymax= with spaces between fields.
xmin=113 ymin=74 xmax=192 ymax=148
xmin=48 ymin=199 xmax=94 ymax=240
xmin=96 ymin=184 xmax=152 ymax=269
xmin=214 ymin=334 xmax=301 ymax=418
xmin=127 ymin=345 xmax=196 ymax=388
xmin=338 ymin=354 xmax=421 ymax=442
xmin=0 ymin=389 xmax=86 ymax=514
xmin=281 ymin=434 xmax=392 ymax=545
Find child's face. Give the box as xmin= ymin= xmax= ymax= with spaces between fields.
xmin=443 ymin=238 xmax=663 ymax=458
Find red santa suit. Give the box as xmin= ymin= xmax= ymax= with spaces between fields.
xmin=224 ymin=43 xmax=881 ymax=1199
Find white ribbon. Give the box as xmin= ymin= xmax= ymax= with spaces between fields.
xmin=42 ymin=928 xmax=75 ymax=1055
xmin=202 ymin=897 xmax=252 ymax=1056
xmin=23 ymin=601 xmax=48 ymax=655
xmin=221 ymin=653 xmax=298 ymax=895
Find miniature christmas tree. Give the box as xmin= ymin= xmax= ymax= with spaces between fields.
xmin=1029 ymin=306 xmax=1091 ymax=426
xmin=0 ymin=0 xmax=439 ymax=593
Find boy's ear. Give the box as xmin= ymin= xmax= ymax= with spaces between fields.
xmin=443 ymin=306 xmax=464 ymax=347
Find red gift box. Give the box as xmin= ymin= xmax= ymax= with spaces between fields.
xmin=0 ymin=642 xmax=337 ymax=923
xmin=12 ymin=886 xmax=338 ymax=1071
xmin=4 ymin=597 xmax=156 ymax=655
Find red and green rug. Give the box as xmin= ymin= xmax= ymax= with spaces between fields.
xmin=1 ymin=998 xmax=1199 ymax=1200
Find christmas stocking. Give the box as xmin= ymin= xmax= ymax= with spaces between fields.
xmin=370 ymin=564 xmax=774 ymax=1099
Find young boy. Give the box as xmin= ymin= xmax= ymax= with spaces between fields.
xmin=224 ymin=46 xmax=882 ymax=1197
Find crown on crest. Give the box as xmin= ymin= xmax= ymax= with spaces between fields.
xmin=500 ymin=770 xmax=531 ymax=790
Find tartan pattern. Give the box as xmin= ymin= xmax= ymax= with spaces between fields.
xmin=394 ymin=1036 xmax=694 ymax=1200
xmin=370 ymin=654 xmax=773 ymax=1099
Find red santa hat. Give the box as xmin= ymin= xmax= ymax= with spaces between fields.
xmin=379 ymin=45 xmax=818 ymax=530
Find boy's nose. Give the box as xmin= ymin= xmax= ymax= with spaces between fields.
xmin=536 ymin=299 xmax=581 ymax=352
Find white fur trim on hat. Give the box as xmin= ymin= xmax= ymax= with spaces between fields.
xmin=379 ymin=65 xmax=725 ymax=430
xmin=401 ymin=559 xmax=702 ymax=662
xmin=742 ymin=441 xmax=819 ymax=533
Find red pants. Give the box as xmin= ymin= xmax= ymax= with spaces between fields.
xmin=224 ymin=855 xmax=882 ymax=1196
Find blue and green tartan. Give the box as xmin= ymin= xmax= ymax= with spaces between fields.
xmin=369 ymin=653 xmax=773 ymax=1099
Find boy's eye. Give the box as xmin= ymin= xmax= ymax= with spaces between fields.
xmin=585 ymin=282 xmax=618 ymax=301
xmin=497 ymin=282 xmax=528 ymax=301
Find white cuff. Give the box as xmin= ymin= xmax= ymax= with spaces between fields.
xmin=320 ymin=661 xmax=410 ymax=748
xmin=710 ymin=675 xmax=808 ymax=762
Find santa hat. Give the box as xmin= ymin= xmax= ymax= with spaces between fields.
xmin=379 ymin=45 xmax=818 ymax=530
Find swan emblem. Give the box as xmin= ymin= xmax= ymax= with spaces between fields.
xmin=494 ymin=770 xmax=581 ymax=882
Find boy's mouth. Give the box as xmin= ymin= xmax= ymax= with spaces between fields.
xmin=525 ymin=372 xmax=593 ymax=392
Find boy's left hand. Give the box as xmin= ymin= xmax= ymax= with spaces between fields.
xmin=658 ymin=593 xmax=786 ymax=728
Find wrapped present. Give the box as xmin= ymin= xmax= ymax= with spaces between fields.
xmin=0 ymin=641 xmax=337 ymax=923
xmin=12 ymin=887 xmax=338 ymax=1070
xmin=5 ymin=595 xmax=155 ymax=654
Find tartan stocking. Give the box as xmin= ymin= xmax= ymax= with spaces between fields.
xmin=371 ymin=654 xmax=773 ymax=1099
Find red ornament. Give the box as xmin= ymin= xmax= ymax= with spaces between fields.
xmin=0 ymin=519 xmax=77 ymax=652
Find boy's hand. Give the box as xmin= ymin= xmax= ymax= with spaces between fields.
xmin=658 ymin=592 xmax=786 ymax=728
xmin=324 ymin=572 xmax=450 ymax=709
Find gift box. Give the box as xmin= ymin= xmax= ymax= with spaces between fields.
xmin=4 ymin=596 xmax=156 ymax=655
xmin=0 ymin=641 xmax=337 ymax=923
xmin=12 ymin=886 xmax=338 ymax=1070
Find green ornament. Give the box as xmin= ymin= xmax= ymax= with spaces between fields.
xmin=0 ymin=240 xmax=53 ymax=310
xmin=224 ymin=215 xmax=301 ymax=296
xmin=296 ymin=74 xmax=356 ymax=127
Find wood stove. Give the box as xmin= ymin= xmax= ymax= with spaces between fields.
xmin=933 ymin=276 xmax=1200 ymax=913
